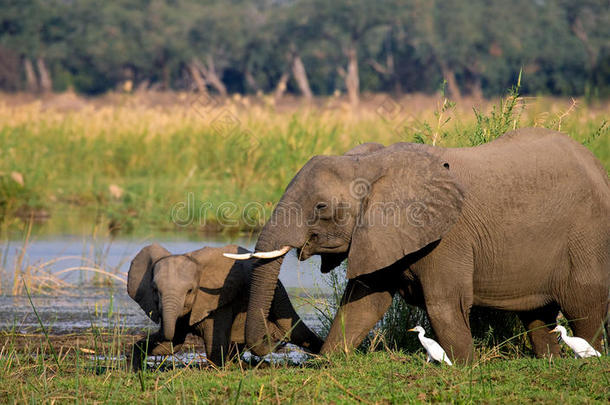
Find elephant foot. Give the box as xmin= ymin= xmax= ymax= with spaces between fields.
xmin=129 ymin=336 xmax=182 ymax=372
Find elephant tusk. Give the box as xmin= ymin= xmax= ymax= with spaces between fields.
xmin=223 ymin=252 xmax=254 ymax=260
xmin=252 ymin=246 xmax=291 ymax=259
xmin=223 ymin=246 xmax=291 ymax=260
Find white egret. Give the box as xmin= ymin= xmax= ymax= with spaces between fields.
xmin=549 ymin=325 xmax=601 ymax=358
xmin=408 ymin=326 xmax=453 ymax=366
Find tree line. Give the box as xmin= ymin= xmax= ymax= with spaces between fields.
xmin=0 ymin=0 xmax=608 ymax=101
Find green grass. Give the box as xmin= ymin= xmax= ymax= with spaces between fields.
xmin=0 ymin=93 xmax=607 ymax=235
xmin=1 ymin=282 xmax=607 ymax=403
xmin=1 ymin=272 xmax=605 ymax=404
xmin=0 ymin=342 xmax=608 ymax=404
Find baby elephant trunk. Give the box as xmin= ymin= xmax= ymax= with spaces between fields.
xmin=161 ymin=295 xmax=185 ymax=341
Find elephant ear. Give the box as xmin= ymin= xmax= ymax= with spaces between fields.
xmin=127 ymin=243 xmax=170 ymax=323
xmin=187 ymin=245 xmax=249 ymax=326
xmin=347 ymin=145 xmax=465 ymax=279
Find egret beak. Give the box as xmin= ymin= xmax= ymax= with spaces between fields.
xmin=548 ymin=328 xmax=558 ymax=334
xmin=407 ymin=328 xmax=416 ymax=332
xmin=223 ymin=246 xmax=291 ymax=260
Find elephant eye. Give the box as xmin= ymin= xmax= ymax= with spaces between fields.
xmin=315 ymin=202 xmax=328 ymax=211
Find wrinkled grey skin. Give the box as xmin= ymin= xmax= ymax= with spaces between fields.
xmin=127 ymin=244 xmax=322 ymax=370
xmin=246 ymin=128 xmax=609 ymax=362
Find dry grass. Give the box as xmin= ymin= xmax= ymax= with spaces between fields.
xmin=0 ymin=220 xmax=127 ymax=296
xmin=0 ymin=90 xmax=607 ymax=231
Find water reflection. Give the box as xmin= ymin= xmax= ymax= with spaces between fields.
xmin=1 ymin=236 xmax=327 ymax=287
xmin=0 ymin=236 xmax=334 ymax=334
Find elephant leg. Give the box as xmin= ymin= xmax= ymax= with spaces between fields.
xmin=517 ymin=305 xmax=560 ymax=357
xmin=271 ymin=281 xmax=324 ymax=353
xmin=559 ymin=236 xmax=610 ymax=351
xmin=201 ymin=306 xmax=236 ymax=366
xmin=424 ymin=298 xmax=473 ymax=364
xmin=130 ymin=329 xmax=187 ymax=371
xmin=559 ymin=294 xmax=607 ymax=352
xmin=321 ymin=276 xmax=394 ymax=355
xmin=557 ymin=254 xmax=608 ymax=351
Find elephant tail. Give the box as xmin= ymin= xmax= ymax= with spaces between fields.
xmin=605 ymin=300 xmax=609 ymax=352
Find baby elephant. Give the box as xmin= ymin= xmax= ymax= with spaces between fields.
xmin=127 ymin=243 xmax=322 ymax=370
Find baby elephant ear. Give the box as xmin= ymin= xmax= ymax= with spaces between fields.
xmin=188 ymin=245 xmax=249 ymax=326
xmin=347 ymin=146 xmax=465 ymax=279
xmin=127 ymin=243 xmax=170 ymax=323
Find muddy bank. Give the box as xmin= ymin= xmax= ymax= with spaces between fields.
xmin=0 ymin=332 xmax=204 ymax=353
xmin=1 ymin=332 xmax=312 ymax=370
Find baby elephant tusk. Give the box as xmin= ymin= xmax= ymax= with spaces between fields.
xmin=223 ymin=246 xmax=291 ymax=260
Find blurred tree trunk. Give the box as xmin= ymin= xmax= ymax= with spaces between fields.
xmin=468 ymin=75 xmax=483 ymax=99
xmin=345 ymin=45 xmax=359 ymax=108
xmin=188 ymin=60 xmax=208 ymax=94
xmin=0 ymin=46 xmax=20 ymax=91
xmin=24 ymin=58 xmax=38 ymax=92
xmin=438 ymin=59 xmax=461 ymax=100
xmin=292 ymin=54 xmax=312 ymax=101
xmin=135 ymin=80 xmax=150 ymax=92
xmin=162 ymin=64 xmax=170 ymax=90
xmin=570 ymin=16 xmax=598 ymax=78
xmin=36 ymin=57 xmax=52 ymax=93
xmin=273 ymin=70 xmax=290 ymax=102
xmin=190 ymin=57 xmax=227 ymax=97
xmin=202 ymin=56 xmax=227 ymax=97
xmin=244 ymin=69 xmax=259 ymax=93
xmin=416 ymin=0 xmax=461 ymax=100
xmin=368 ymin=53 xmax=400 ymax=93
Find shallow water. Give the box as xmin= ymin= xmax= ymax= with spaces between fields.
xmin=0 ymin=235 xmax=333 ymax=334
xmin=93 ymin=344 xmax=312 ymax=370
xmin=0 ymin=287 xmax=156 ymax=334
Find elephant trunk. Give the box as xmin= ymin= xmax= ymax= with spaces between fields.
xmin=246 ymin=236 xmax=285 ymax=356
xmin=246 ymin=194 xmax=307 ymax=356
xmin=161 ymin=295 xmax=184 ymax=341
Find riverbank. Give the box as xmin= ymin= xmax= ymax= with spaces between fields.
xmin=0 ymin=334 xmax=607 ymax=403
xmin=1 ymin=92 xmax=608 ymax=236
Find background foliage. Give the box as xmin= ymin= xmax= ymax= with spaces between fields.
xmin=0 ymin=0 xmax=609 ymax=98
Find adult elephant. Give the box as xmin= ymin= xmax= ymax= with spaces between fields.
xmin=227 ymin=128 xmax=609 ymax=362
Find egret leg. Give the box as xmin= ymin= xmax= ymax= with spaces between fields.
xmin=426 ymin=354 xmax=431 ymax=363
